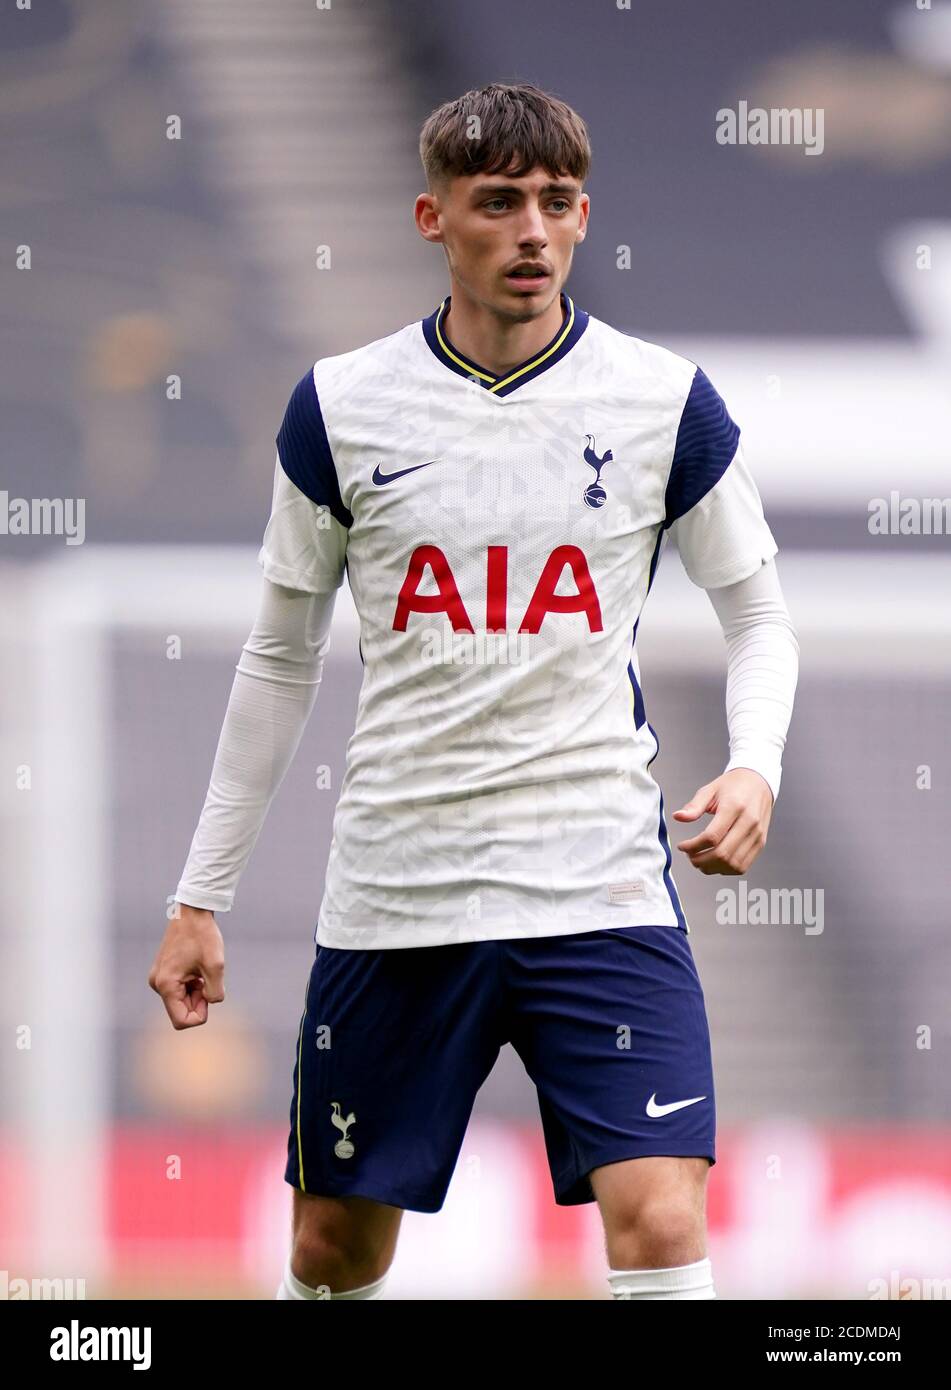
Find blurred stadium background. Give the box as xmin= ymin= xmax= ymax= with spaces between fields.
xmin=2 ymin=0 xmax=950 ymax=1300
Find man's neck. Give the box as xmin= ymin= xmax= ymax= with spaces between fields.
xmin=442 ymin=287 xmax=566 ymax=378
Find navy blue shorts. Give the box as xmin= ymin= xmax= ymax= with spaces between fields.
xmin=284 ymin=923 xmax=716 ymax=1212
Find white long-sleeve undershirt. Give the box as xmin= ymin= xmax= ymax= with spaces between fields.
xmin=173 ymin=578 xmax=336 ymax=913
xmin=704 ymin=558 xmax=799 ymax=804
xmin=173 ymin=558 xmax=799 ymax=914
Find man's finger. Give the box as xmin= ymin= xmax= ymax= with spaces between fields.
xmin=201 ymin=957 xmax=226 ymax=1005
xmin=671 ymin=784 xmax=717 ymax=821
xmin=161 ymin=978 xmax=208 ymax=1030
xmin=688 ymin=821 xmax=753 ymax=874
xmin=677 ymin=805 xmax=737 ymax=854
xmin=717 ymin=820 xmax=766 ymax=873
xmin=162 ymin=992 xmax=195 ymax=1030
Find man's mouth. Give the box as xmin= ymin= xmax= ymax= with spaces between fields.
xmin=505 ymin=265 xmax=551 ymax=287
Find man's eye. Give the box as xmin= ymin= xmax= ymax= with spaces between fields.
xmin=483 ymin=196 xmax=571 ymax=212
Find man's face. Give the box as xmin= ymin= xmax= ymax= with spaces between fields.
xmin=418 ymin=164 xmax=589 ymax=320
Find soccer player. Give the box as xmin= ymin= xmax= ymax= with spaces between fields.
xmin=149 ymin=82 xmax=799 ymax=1301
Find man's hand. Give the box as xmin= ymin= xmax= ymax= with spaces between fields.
xmin=149 ymin=905 xmax=225 ymax=1029
xmin=671 ymin=768 xmax=773 ymax=875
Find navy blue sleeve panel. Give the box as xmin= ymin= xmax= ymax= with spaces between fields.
xmin=663 ymin=367 xmax=741 ymax=528
xmin=276 ymin=370 xmax=353 ymax=529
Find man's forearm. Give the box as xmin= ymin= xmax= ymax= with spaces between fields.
xmin=705 ymin=559 xmax=800 ymax=804
xmin=174 ymin=576 xmax=337 ymax=913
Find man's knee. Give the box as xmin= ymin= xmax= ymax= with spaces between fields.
xmin=290 ymin=1191 xmax=401 ymax=1290
xmin=617 ymin=1192 xmax=704 ymax=1258
xmin=595 ymin=1157 xmax=709 ymax=1266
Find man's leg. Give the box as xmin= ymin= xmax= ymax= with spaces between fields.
xmin=504 ymin=924 xmax=717 ymax=1299
xmin=277 ymin=1189 xmax=403 ymax=1299
xmin=278 ymin=937 xmax=504 ymax=1299
xmin=591 ymin=1154 xmax=715 ymax=1299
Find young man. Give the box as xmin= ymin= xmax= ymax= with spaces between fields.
xmin=150 ymin=83 xmax=799 ymax=1301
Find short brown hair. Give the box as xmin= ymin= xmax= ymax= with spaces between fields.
xmin=419 ymin=82 xmax=591 ymax=192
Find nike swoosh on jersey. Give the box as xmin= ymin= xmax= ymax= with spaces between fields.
xmin=645 ymin=1092 xmax=707 ymax=1117
xmin=371 ymin=460 xmax=440 ymax=486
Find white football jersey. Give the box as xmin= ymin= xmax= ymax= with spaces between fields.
xmin=258 ymin=291 xmax=778 ymax=948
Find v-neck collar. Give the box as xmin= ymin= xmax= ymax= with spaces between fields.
xmin=421 ymin=289 xmax=589 ymax=398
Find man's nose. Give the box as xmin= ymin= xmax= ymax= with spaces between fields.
xmin=516 ymin=203 xmax=548 ymax=244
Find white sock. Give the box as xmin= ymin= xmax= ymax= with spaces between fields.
xmin=607 ymin=1256 xmax=716 ymax=1299
xmin=276 ymin=1254 xmax=388 ymax=1300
